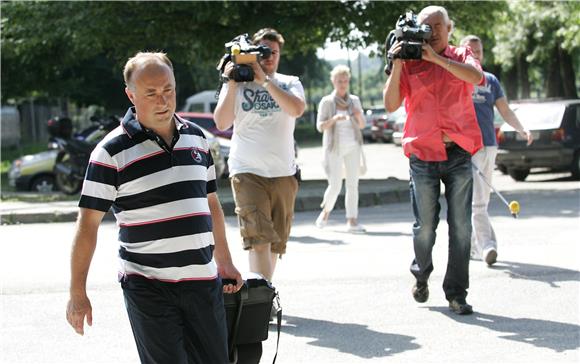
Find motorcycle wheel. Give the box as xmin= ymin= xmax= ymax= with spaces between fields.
xmin=55 ymin=152 xmax=83 ymax=195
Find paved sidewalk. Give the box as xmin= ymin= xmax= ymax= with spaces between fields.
xmin=0 ymin=177 xmax=409 ymax=224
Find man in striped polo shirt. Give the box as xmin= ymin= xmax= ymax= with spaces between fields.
xmin=66 ymin=52 xmax=242 ymax=363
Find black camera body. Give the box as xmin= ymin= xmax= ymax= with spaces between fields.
xmin=393 ymin=12 xmax=432 ymax=59
xmin=384 ymin=11 xmax=432 ymax=75
xmin=217 ymin=34 xmax=272 ymax=82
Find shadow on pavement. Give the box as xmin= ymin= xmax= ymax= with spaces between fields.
xmin=289 ymin=230 xmax=411 ymax=245
xmin=427 ymin=307 xmax=579 ymax=353
xmin=490 ymin=260 xmax=580 ymax=288
xmin=277 ymin=315 xmax=420 ymax=359
xmin=289 ymin=235 xmax=347 ymax=245
xmin=491 ymin=188 xmax=579 ymax=219
xmin=364 ymin=231 xmax=413 ymax=237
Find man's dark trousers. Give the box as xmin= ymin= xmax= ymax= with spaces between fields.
xmin=121 ymin=275 xmax=229 ymax=364
xmin=408 ymin=144 xmax=473 ymax=301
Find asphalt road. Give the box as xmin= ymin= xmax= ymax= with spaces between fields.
xmin=1 ymin=143 xmax=579 ymax=364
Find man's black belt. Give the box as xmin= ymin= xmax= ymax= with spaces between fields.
xmin=444 ymin=141 xmax=457 ymax=149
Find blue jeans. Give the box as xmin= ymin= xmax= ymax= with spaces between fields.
xmin=409 ymin=144 xmax=473 ymax=301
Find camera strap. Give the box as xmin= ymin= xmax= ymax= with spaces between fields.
xmin=272 ymin=293 xmax=282 ymax=364
xmin=227 ymin=283 xmax=247 ymax=362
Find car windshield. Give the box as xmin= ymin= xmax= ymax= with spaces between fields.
xmin=366 ymin=107 xmax=385 ymax=116
xmin=511 ymin=103 xmax=566 ymax=130
xmin=388 ymin=107 xmax=406 ymax=121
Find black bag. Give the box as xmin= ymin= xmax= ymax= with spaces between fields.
xmin=223 ymin=276 xmax=281 ymax=364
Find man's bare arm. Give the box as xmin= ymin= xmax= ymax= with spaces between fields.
xmin=66 ymin=208 xmax=106 ymax=335
xmin=252 ymin=63 xmax=305 ymax=118
xmin=422 ymin=44 xmax=483 ymax=84
xmin=214 ymin=62 xmax=238 ymax=131
xmin=207 ymin=192 xmax=243 ymax=292
xmin=496 ymin=97 xmax=533 ymax=145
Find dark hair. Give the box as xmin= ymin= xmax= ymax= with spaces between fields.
xmin=252 ymin=28 xmax=285 ymax=48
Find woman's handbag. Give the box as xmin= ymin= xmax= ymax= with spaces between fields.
xmin=223 ymin=275 xmax=281 ymax=364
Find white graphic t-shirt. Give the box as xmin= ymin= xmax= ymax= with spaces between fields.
xmin=219 ymin=73 xmax=305 ymax=178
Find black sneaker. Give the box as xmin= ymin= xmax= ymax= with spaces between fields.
xmin=448 ymin=298 xmax=473 ymax=315
xmin=485 ymin=249 xmax=498 ymax=266
xmin=412 ymin=281 xmax=429 ymax=303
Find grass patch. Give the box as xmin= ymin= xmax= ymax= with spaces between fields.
xmin=1 ymin=191 xmax=78 ymax=203
xmin=1 ymin=142 xmax=48 ymax=172
xmin=1 ymin=172 xmax=11 ymax=193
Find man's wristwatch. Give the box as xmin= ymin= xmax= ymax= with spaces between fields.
xmin=262 ymin=76 xmax=271 ymax=88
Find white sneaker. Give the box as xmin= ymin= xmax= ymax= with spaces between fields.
xmin=315 ymin=213 xmax=327 ymax=229
xmin=346 ymin=223 xmax=366 ymax=233
xmin=470 ymin=249 xmax=482 ymax=261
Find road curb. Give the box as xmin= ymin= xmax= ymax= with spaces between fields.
xmin=1 ymin=178 xmax=410 ymax=225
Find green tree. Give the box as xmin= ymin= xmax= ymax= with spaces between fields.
xmin=493 ymin=1 xmax=579 ymax=99
xmin=1 ymin=1 xmax=352 ymax=109
xmin=2 ymin=0 xmax=578 ymax=111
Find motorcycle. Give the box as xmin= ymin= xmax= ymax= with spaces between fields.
xmin=48 ymin=115 xmax=119 ymax=195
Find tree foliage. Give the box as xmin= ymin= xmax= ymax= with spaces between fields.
xmin=1 ymin=1 xmax=355 ymax=109
xmin=1 ymin=0 xmax=578 ymax=110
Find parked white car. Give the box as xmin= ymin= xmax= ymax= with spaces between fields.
xmin=392 ymin=112 xmax=407 ymax=146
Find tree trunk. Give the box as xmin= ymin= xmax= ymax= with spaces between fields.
xmin=502 ymin=67 xmax=518 ymax=101
xmin=545 ymin=45 xmax=563 ymax=98
xmin=558 ymin=45 xmax=578 ymax=99
xmin=517 ymin=55 xmax=530 ymax=99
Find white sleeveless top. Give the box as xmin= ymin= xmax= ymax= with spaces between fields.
xmin=335 ymin=109 xmax=357 ymax=149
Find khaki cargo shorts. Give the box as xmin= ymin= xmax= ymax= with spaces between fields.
xmin=230 ymin=173 xmax=299 ymax=255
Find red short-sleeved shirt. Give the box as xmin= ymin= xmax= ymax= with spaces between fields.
xmin=400 ymin=45 xmax=483 ymax=161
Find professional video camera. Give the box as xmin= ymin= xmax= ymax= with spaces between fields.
xmin=217 ymin=34 xmax=272 ymax=82
xmin=384 ymin=11 xmax=432 ymax=74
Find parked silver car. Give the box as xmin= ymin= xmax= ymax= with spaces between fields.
xmin=8 ymin=149 xmax=59 ymax=193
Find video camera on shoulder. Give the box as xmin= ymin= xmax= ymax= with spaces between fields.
xmin=217 ymin=34 xmax=272 ymax=82
xmin=384 ymin=11 xmax=432 ymax=74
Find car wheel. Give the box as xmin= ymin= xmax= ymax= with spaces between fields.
xmin=30 ymin=175 xmax=56 ymax=193
xmin=571 ymin=151 xmax=580 ymax=180
xmin=508 ymin=168 xmax=530 ymax=182
xmin=497 ymin=164 xmax=508 ymax=175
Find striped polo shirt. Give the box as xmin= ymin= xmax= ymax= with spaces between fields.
xmin=79 ymin=107 xmax=218 ymax=282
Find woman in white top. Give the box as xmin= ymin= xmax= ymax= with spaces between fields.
xmin=315 ymin=65 xmax=366 ymax=232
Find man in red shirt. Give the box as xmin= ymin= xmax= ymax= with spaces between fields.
xmin=384 ymin=5 xmax=483 ymax=315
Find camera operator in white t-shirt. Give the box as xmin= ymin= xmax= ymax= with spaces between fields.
xmin=214 ymin=28 xmax=305 ymax=285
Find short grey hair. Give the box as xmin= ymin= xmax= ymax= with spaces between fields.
xmin=330 ymin=65 xmax=351 ymax=81
xmin=418 ymin=5 xmax=454 ymax=34
xmin=460 ymin=35 xmax=482 ymax=47
xmin=123 ymin=52 xmax=173 ymax=90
